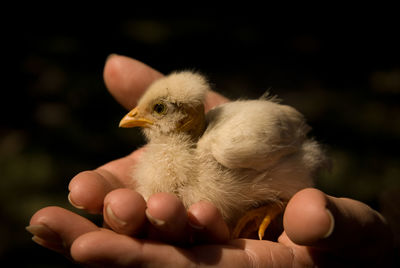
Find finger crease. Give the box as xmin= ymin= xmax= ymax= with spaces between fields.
xmin=244 ymin=248 xmax=258 ymax=268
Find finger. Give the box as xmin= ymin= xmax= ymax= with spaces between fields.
xmin=71 ymin=230 xmax=195 ymax=267
xmin=283 ymin=188 xmax=392 ymax=260
xmin=68 ymin=170 xmax=119 ymax=214
xmin=27 ymin=206 xmax=99 ymax=255
xmin=104 ymin=55 xmax=163 ymax=110
xmin=145 ymin=192 xmax=188 ymax=244
xmin=283 ymin=188 xmax=334 ymax=245
xmin=103 ymin=188 xmax=146 ymax=236
xmin=187 ymin=201 xmax=230 ymax=243
xmin=71 ymin=230 xmax=268 ymax=268
xmin=68 ymin=149 xmax=143 ymax=214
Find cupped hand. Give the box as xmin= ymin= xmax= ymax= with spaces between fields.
xmin=27 ymin=55 xmax=392 ymax=267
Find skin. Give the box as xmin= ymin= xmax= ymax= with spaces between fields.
xmin=28 ymin=55 xmax=393 ymax=267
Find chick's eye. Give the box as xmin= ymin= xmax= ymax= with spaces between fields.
xmin=153 ymin=103 xmax=167 ymax=115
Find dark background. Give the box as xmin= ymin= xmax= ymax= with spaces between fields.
xmin=2 ymin=11 xmax=399 ymax=266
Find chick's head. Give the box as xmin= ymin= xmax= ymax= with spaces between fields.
xmin=119 ymin=71 xmax=209 ymax=140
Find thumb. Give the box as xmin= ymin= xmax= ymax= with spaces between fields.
xmin=283 ymin=188 xmax=392 ymax=261
xmin=104 ymin=55 xmax=163 ymax=110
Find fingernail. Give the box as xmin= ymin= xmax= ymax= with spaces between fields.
xmin=106 ymin=204 xmax=127 ymax=227
xmin=322 ymin=209 xmax=335 ymax=238
xmin=187 ymin=212 xmax=205 ymax=230
xmin=26 ymin=224 xmax=64 ymax=248
xmin=145 ymin=209 xmax=166 ymax=227
xmin=68 ymin=192 xmax=85 ymax=210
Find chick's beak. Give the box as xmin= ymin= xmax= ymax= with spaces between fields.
xmin=119 ymin=107 xmax=154 ymax=128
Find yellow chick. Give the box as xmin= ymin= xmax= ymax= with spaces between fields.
xmin=120 ymin=71 xmax=326 ymax=240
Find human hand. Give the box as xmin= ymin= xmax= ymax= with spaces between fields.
xmin=27 ymin=55 xmax=393 ymax=267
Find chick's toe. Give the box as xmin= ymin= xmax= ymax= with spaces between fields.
xmin=232 ymin=203 xmax=282 ymax=240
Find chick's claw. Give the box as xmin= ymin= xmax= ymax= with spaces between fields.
xmin=258 ymin=213 xmax=272 ymax=240
xmin=232 ymin=203 xmax=283 ymax=240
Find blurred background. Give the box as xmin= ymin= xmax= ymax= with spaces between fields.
xmin=2 ymin=10 xmax=399 ymax=266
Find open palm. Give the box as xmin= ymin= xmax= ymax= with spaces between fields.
xmin=28 ymin=55 xmax=392 ymax=267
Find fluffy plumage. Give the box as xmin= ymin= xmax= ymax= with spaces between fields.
xmin=120 ymin=71 xmax=326 ymax=238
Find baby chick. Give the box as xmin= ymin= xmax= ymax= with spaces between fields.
xmin=120 ymin=71 xmax=326 ymax=240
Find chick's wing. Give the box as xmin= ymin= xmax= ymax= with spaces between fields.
xmin=198 ymin=100 xmax=310 ymax=171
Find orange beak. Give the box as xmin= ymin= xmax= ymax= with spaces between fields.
xmin=119 ymin=107 xmax=154 ymax=128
